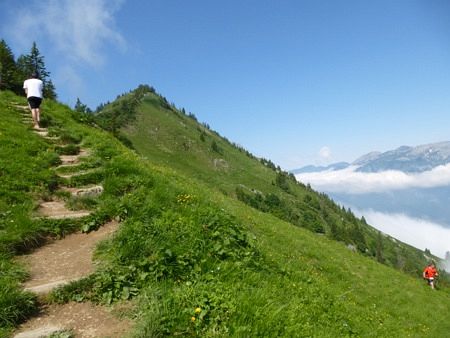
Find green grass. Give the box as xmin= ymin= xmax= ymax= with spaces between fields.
xmin=113 ymin=89 xmax=445 ymax=281
xmin=2 ymin=89 xmax=450 ymax=337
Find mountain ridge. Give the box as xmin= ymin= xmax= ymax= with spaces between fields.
xmin=95 ymin=86 xmax=445 ymax=274
xmin=293 ymin=141 xmax=450 ymax=174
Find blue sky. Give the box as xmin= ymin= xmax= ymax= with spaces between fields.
xmin=1 ymin=0 xmax=449 ymax=169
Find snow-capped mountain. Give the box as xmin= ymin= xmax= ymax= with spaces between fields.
xmin=292 ymin=141 xmax=450 ymax=174
xmin=354 ymin=141 xmax=450 ymax=173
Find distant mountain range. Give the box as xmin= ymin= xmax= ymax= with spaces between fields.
xmin=292 ymin=141 xmax=450 ymax=174
xmin=293 ymin=141 xmax=450 ymax=230
xmin=290 ymin=162 xmax=350 ymax=174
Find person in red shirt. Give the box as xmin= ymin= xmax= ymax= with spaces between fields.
xmin=423 ymin=262 xmax=439 ymax=289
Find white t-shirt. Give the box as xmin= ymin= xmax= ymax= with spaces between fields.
xmin=23 ymin=78 xmax=44 ymax=98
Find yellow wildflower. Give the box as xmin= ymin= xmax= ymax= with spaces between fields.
xmin=191 ymin=316 xmax=196 ymax=322
xmin=195 ymin=307 xmax=201 ymax=314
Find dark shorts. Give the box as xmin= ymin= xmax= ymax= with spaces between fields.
xmin=28 ymin=96 xmax=42 ymax=109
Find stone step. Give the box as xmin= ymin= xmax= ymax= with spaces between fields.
xmin=59 ymin=149 xmax=89 ymax=165
xmin=62 ymin=185 xmax=104 ymax=198
xmin=55 ymin=163 xmax=82 ymax=170
xmin=13 ymin=104 xmax=29 ymax=110
xmin=33 ymin=130 xmax=48 ymax=137
xmin=57 ymin=170 xmax=91 ymax=179
xmin=24 ymin=279 xmax=72 ymax=295
xmin=37 ymin=201 xmax=91 ymax=219
xmin=43 ymin=136 xmax=60 ymax=141
xmin=14 ymin=326 xmax=64 ymax=338
xmin=59 ymin=155 xmax=80 ymax=165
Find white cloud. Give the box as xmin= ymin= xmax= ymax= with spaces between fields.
xmin=8 ymin=0 xmax=125 ymax=67
xmin=55 ymin=65 xmax=85 ymax=104
xmin=296 ymin=164 xmax=450 ymax=194
xmin=356 ymin=209 xmax=450 ymax=260
xmin=318 ymin=146 xmax=332 ymax=163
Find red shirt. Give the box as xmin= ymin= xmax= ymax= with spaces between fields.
xmin=423 ymin=266 xmax=438 ymax=278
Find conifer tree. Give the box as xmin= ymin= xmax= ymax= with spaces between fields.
xmin=45 ymin=79 xmax=57 ymax=100
xmin=16 ymin=41 xmax=57 ymax=99
xmin=74 ymin=97 xmax=92 ymax=113
xmin=0 ymin=39 xmax=20 ymax=93
xmin=376 ymin=231 xmax=384 ymax=263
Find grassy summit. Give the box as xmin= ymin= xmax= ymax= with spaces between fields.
xmin=1 ymin=89 xmax=450 ymax=337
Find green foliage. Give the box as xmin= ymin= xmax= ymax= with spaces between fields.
xmin=0 ymin=282 xmax=36 ymax=328
xmin=2 ymin=90 xmax=450 ymax=337
xmin=0 ymin=39 xmax=21 ymax=93
xmin=16 ymin=41 xmax=57 ymax=99
xmin=74 ymin=97 xmax=92 ymax=114
xmin=275 ymin=171 xmax=290 ymax=192
xmin=0 ymin=39 xmax=57 ymax=99
xmin=55 ymin=144 xmax=80 ymax=155
xmin=48 ymin=330 xmax=75 ymax=338
xmin=90 ymin=204 xmax=258 ymax=296
xmin=94 ymin=84 xmax=153 ymax=133
xmin=0 ymin=253 xmax=37 ymax=327
xmin=210 ymin=140 xmax=222 ymax=154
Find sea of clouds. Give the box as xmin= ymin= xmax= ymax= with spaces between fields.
xmin=296 ymin=163 xmax=450 ymax=194
xmin=296 ymin=165 xmax=450 ymax=263
xmin=354 ymin=209 xmax=450 ymax=259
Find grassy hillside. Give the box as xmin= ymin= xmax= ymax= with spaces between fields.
xmin=2 ymin=89 xmax=450 ymax=337
xmin=97 ymin=86 xmax=447 ymax=281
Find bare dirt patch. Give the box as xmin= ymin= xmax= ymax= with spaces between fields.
xmin=15 ymin=301 xmax=133 ymax=338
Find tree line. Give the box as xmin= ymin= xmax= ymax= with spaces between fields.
xmin=0 ymin=39 xmax=57 ymax=99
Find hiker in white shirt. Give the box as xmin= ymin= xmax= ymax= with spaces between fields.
xmin=23 ymin=72 xmax=44 ymax=128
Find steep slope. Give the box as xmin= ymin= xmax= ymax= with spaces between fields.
xmin=96 ymin=86 xmax=446 ymax=279
xmin=2 ymin=90 xmax=450 ymax=337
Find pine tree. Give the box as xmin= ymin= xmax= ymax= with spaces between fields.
xmin=376 ymin=231 xmax=384 ymax=263
xmin=0 ymin=39 xmax=21 ymax=93
xmin=74 ymin=97 xmax=91 ymax=113
xmin=45 ymin=79 xmax=57 ymax=100
xmin=349 ymin=223 xmax=367 ymax=253
xmin=16 ymin=42 xmax=57 ymax=99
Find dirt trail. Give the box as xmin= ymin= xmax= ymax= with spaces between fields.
xmin=15 ymin=302 xmax=133 ymax=338
xmin=17 ymin=221 xmax=119 ymax=293
xmin=12 ymin=111 xmax=134 ymax=337
xmin=14 ymin=221 xmax=133 ymax=338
